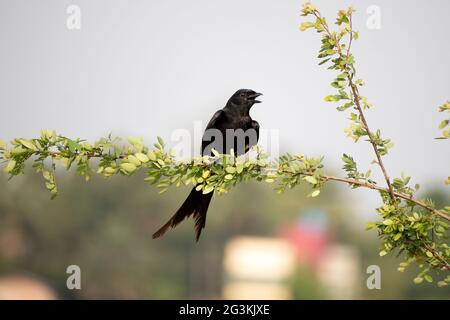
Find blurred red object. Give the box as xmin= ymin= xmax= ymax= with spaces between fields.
xmin=282 ymin=208 xmax=329 ymax=268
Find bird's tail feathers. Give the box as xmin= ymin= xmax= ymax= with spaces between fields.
xmin=152 ymin=188 xmax=213 ymax=241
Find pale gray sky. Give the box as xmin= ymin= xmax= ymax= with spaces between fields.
xmin=1 ymin=0 xmax=449 ymax=207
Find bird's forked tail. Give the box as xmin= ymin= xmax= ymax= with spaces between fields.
xmin=152 ymin=188 xmax=213 ymax=241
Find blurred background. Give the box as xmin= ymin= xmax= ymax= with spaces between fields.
xmin=0 ymin=171 xmax=448 ymax=299
xmin=0 ymin=0 xmax=449 ymax=299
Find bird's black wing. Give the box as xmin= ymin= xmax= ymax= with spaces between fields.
xmin=201 ymin=109 xmax=226 ymax=155
xmin=251 ymin=120 xmax=260 ymax=143
xmin=244 ymin=120 xmax=260 ymax=153
xmin=205 ymin=109 xmax=225 ymax=130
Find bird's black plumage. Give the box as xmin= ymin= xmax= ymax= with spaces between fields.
xmin=152 ymin=89 xmax=262 ymax=241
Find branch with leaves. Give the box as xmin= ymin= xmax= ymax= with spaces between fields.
xmin=0 ymin=3 xmax=449 ymax=286
xmin=299 ymin=2 xmax=449 ymax=285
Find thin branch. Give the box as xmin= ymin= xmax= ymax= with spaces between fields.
xmin=314 ymin=10 xmax=396 ymax=201
xmin=349 ymin=82 xmax=396 ymax=200
xmin=346 ymin=11 xmax=353 ymax=57
xmin=295 ymin=171 xmax=450 ymax=221
xmin=48 ymin=150 xmax=124 ymax=160
xmin=423 ymin=243 xmax=450 ymax=271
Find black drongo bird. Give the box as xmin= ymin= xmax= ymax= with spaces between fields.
xmin=152 ymin=89 xmax=262 ymax=241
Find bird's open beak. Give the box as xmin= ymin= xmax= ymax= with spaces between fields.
xmin=249 ymin=92 xmax=263 ymax=103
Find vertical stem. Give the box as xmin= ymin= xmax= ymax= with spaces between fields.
xmin=349 ymin=82 xmax=396 ymax=200
xmin=314 ymin=9 xmax=396 ymax=201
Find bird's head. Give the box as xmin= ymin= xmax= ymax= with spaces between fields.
xmin=229 ymin=89 xmax=263 ymax=108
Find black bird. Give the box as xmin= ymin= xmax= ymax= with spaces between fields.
xmin=152 ymin=89 xmax=262 ymax=241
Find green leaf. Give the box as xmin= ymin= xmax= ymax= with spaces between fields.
xmin=304 ymin=176 xmax=318 ymax=184
xmin=135 ymin=153 xmax=149 ymax=163
xmin=324 ymin=95 xmax=336 ymax=102
xmin=393 ymin=233 xmax=402 ymax=241
xmin=299 ymin=22 xmax=315 ymax=31
xmin=19 ymin=139 xmax=38 ymax=151
xmin=383 ymin=219 xmax=394 ymax=226
xmin=157 ymin=136 xmax=165 ymax=148
xmin=42 ymin=170 xmax=52 ymax=181
xmin=45 ymin=181 xmax=54 ymax=190
xmin=127 ymin=155 xmax=141 ymax=166
xmin=365 ymin=222 xmax=377 ymax=230
xmin=336 ymin=102 xmax=353 ymax=111
xmin=202 ymin=170 xmax=211 ymax=179
xmin=128 ymin=137 xmax=144 ymax=151
xmin=147 ymin=151 xmax=157 ymax=161
xmin=310 ymin=189 xmax=320 ymax=197
xmin=438 ymin=119 xmax=449 ymax=129
xmin=202 ymin=185 xmax=214 ymax=194
xmin=424 ymin=275 xmax=433 ymax=283
xmin=104 ymin=167 xmax=116 ymax=175
xmin=413 ymin=277 xmax=423 ymax=284
xmin=120 ymin=163 xmax=137 ymax=173
xmin=225 ymin=166 xmax=236 ymax=174
xmin=40 ymin=129 xmax=56 ymax=141
xmin=0 ymin=139 xmax=6 ymax=149
xmin=211 ymin=149 xmax=220 ymax=157
xmin=4 ymin=159 xmax=16 ymax=173
xmin=318 ymin=58 xmax=331 ymax=65
xmin=67 ymin=140 xmax=81 ymax=153
xmin=224 ymin=174 xmax=234 ymax=180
